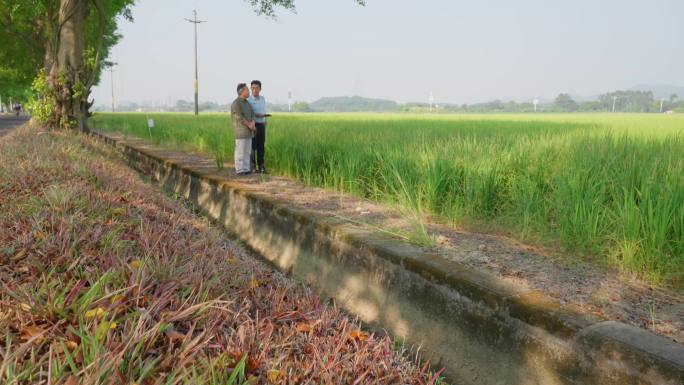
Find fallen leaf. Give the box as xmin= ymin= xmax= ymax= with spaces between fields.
xmin=85 ymin=307 xmax=106 ymax=319
xmin=11 ymin=250 xmax=26 ymax=261
xmin=130 ymin=260 xmax=141 ymax=269
xmin=247 ymin=356 xmax=260 ymax=372
xmin=66 ymin=340 xmax=79 ymax=350
xmin=267 ymin=370 xmax=283 ymax=383
xmin=74 ymin=349 xmax=84 ymax=364
xmin=112 ymin=294 xmax=126 ymax=303
xmin=295 ymin=320 xmax=320 ymax=334
xmin=295 ymin=322 xmax=313 ymax=333
xmin=20 ymin=325 xmax=45 ymax=342
xmin=304 ymin=344 xmax=314 ymax=354
xmin=165 ymin=326 xmax=185 ymax=342
xmin=348 ymin=330 xmax=369 ymax=341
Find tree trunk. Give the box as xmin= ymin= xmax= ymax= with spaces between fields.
xmin=49 ymin=0 xmax=88 ymax=132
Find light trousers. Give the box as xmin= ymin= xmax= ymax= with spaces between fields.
xmin=234 ymin=138 xmax=252 ymax=173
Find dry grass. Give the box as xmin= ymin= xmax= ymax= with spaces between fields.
xmin=0 ymin=124 xmax=447 ymax=385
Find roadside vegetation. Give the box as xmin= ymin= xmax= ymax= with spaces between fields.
xmin=90 ymin=113 xmax=684 ymax=289
xmin=0 ymin=124 xmax=446 ymax=384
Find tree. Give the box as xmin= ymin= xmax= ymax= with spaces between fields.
xmin=670 ymin=93 xmax=679 ymax=103
xmin=0 ymin=0 xmax=134 ymax=130
xmin=598 ymin=90 xmax=654 ymax=112
xmin=292 ymin=101 xmax=312 ymax=112
xmin=0 ymin=1 xmax=51 ymax=104
xmin=554 ymin=93 xmax=579 ymax=112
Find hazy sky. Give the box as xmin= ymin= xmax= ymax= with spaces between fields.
xmin=91 ymin=0 xmax=684 ymax=106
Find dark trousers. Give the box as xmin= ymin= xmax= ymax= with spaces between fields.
xmin=251 ymin=122 xmax=266 ymax=170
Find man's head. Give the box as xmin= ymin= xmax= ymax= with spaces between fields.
xmin=250 ymin=80 xmax=262 ymax=97
xmin=237 ymin=83 xmax=249 ymax=99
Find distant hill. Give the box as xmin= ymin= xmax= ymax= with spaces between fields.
xmin=631 ymin=84 xmax=684 ymax=100
xmin=310 ymin=96 xmax=398 ymax=112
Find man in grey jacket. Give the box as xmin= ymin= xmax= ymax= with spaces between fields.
xmin=231 ymin=83 xmax=256 ymax=175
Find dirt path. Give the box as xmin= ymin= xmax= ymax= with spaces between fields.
xmin=104 ymin=131 xmax=684 ymax=345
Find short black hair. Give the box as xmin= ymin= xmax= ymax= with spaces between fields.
xmin=251 ymin=80 xmax=262 ymax=88
xmin=237 ymin=83 xmax=247 ymax=94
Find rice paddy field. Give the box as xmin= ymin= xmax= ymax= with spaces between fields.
xmin=89 ymin=113 xmax=684 ymax=289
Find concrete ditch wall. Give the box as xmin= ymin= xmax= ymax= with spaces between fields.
xmin=95 ymin=131 xmax=684 ymax=385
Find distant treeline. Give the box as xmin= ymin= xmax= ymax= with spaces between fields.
xmin=98 ymin=90 xmax=683 ymax=114
xmin=401 ymin=91 xmax=682 ymax=113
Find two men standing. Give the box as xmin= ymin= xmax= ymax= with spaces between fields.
xmin=230 ymin=80 xmax=268 ymax=175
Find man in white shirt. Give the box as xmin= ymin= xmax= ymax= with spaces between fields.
xmin=248 ymin=80 xmax=268 ymax=173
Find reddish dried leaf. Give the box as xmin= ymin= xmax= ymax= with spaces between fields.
xmin=20 ymin=325 xmax=45 ymax=342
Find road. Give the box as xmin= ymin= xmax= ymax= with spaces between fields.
xmin=0 ymin=114 xmax=29 ymax=137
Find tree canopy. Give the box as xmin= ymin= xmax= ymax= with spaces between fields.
xmin=554 ymin=93 xmax=579 ymax=112
xmin=0 ymin=0 xmax=134 ymax=109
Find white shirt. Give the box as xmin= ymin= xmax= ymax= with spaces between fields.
xmin=248 ymin=95 xmax=267 ymax=124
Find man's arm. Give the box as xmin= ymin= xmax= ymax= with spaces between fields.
xmin=241 ymin=119 xmax=256 ymax=130
xmin=232 ymin=100 xmax=256 ymax=130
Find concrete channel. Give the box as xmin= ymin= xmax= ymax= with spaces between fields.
xmin=93 ymin=130 xmax=684 ymax=385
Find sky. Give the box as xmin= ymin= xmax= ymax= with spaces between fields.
xmin=91 ymin=0 xmax=684 ymax=107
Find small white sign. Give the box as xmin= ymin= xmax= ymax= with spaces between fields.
xmin=147 ymin=118 xmax=155 ymax=128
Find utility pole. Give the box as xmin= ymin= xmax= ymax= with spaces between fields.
xmin=660 ymin=99 xmax=664 ymax=113
xmin=110 ymin=66 xmax=116 ymax=112
xmin=288 ymin=89 xmax=292 ymax=112
xmin=185 ymin=9 xmax=206 ymax=116
xmin=612 ymin=96 xmax=617 ymax=113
